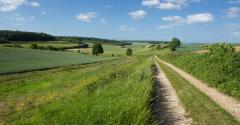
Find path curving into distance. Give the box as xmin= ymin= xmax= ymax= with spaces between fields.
xmin=155 ymin=55 xmax=240 ymax=122
xmin=152 ymin=59 xmax=192 ymax=125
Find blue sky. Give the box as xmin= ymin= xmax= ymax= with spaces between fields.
xmin=0 ymin=0 xmax=240 ymax=43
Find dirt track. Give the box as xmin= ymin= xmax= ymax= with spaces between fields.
xmin=155 ymin=56 xmax=240 ymax=122
xmin=152 ymin=60 xmax=192 ymax=125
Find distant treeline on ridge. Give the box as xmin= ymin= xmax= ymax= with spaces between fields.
xmin=0 ymin=30 xmax=56 ymax=42
xmin=0 ymin=30 xmax=167 ymax=45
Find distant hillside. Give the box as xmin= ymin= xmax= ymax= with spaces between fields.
xmin=0 ymin=30 xmax=56 ymax=43
xmin=56 ymin=36 xmax=132 ymax=46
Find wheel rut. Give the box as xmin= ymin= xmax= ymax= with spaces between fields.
xmin=152 ymin=60 xmax=192 ymax=125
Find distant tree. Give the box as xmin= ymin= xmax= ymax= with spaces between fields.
xmin=92 ymin=43 xmax=104 ymax=56
xmin=30 ymin=43 xmax=38 ymax=49
xmin=169 ymin=38 xmax=181 ymax=51
xmin=126 ymin=48 xmax=133 ymax=56
xmin=156 ymin=45 xmax=162 ymax=50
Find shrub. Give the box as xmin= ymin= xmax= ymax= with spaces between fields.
xmin=160 ymin=43 xmax=240 ymax=99
xmin=92 ymin=43 xmax=104 ymax=56
xmin=30 ymin=43 xmax=38 ymax=49
xmin=126 ymin=48 xmax=133 ymax=56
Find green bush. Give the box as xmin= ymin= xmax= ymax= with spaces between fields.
xmin=30 ymin=43 xmax=38 ymax=49
xmin=126 ymin=48 xmax=133 ymax=56
xmin=160 ymin=43 xmax=240 ymax=99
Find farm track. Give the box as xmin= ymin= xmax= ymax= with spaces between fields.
xmin=152 ymin=60 xmax=192 ymax=125
xmin=155 ymin=56 xmax=240 ymax=122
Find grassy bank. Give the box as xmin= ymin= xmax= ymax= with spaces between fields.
xmin=0 ymin=57 xmax=154 ymax=125
xmin=156 ymin=60 xmax=239 ymax=125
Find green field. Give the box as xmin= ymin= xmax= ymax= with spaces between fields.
xmin=0 ymin=47 xmax=115 ymax=74
xmin=70 ymin=42 xmax=153 ymax=56
xmin=175 ymin=43 xmax=206 ymax=52
xmin=1 ymin=40 xmax=240 ymax=125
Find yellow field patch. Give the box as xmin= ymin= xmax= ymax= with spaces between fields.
xmin=235 ymin=46 xmax=240 ymax=52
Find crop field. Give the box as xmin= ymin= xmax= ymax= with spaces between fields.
xmin=70 ymin=42 xmax=153 ymax=56
xmin=175 ymin=43 xmax=207 ymax=52
xmin=0 ymin=56 xmax=153 ymax=125
xmin=0 ymin=47 xmax=115 ymax=74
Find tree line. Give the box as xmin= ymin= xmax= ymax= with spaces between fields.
xmin=0 ymin=30 xmax=55 ymax=43
xmin=57 ymin=36 xmax=132 ymax=46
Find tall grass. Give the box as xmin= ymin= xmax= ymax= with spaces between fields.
xmin=1 ymin=57 xmax=154 ymax=125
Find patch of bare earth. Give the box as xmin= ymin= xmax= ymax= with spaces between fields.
xmin=235 ymin=46 xmax=240 ymax=52
xmin=151 ymin=60 xmax=192 ymax=125
xmin=156 ymin=57 xmax=240 ymax=122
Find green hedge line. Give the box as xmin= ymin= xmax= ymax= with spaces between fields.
xmin=159 ymin=43 xmax=240 ymax=99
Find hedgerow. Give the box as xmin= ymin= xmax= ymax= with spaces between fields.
xmin=159 ymin=43 xmax=240 ymax=99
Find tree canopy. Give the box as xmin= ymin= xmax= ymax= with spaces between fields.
xmin=169 ymin=38 xmax=181 ymax=51
xmin=0 ymin=30 xmax=55 ymax=43
xmin=126 ymin=48 xmax=133 ymax=56
xmin=92 ymin=43 xmax=104 ymax=56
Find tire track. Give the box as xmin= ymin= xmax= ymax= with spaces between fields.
xmin=152 ymin=59 xmax=192 ymax=125
xmin=155 ymin=55 xmax=240 ymax=122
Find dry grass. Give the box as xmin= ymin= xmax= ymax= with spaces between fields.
xmin=235 ymin=46 xmax=240 ymax=52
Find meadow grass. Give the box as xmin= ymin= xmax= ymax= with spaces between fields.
xmin=70 ymin=42 xmax=153 ymax=56
xmin=0 ymin=56 xmax=154 ymax=125
xmin=157 ymin=60 xmax=240 ymax=125
xmin=0 ymin=47 xmax=115 ymax=74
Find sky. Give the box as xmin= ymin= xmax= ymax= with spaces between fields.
xmin=0 ymin=0 xmax=240 ymax=43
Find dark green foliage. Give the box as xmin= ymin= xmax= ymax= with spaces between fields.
xmin=169 ymin=38 xmax=181 ymax=51
xmin=57 ymin=36 xmax=132 ymax=46
xmin=30 ymin=43 xmax=38 ymax=49
xmin=160 ymin=43 xmax=240 ymax=99
xmin=92 ymin=43 xmax=104 ymax=56
xmin=2 ymin=44 xmax=22 ymax=48
xmin=0 ymin=30 xmax=55 ymax=43
xmin=126 ymin=48 xmax=133 ymax=56
xmin=13 ymin=44 xmax=22 ymax=48
xmin=156 ymin=45 xmax=162 ymax=50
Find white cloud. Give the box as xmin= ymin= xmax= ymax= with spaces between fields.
xmin=0 ymin=0 xmax=40 ymax=12
xmin=142 ymin=0 xmax=202 ymax=10
xmin=158 ymin=25 xmax=173 ymax=29
xmin=30 ymin=1 xmax=39 ymax=7
xmin=158 ymin=2 xmax=182 ymax=10
xmin=226 ymin=7 xmax=240 ymax=19
xmin=129 ymin=10 xmax=147 ymax=20
xmin=159 ymin=13 xmax=214 ymax=29
xmin=231 ymin=32 xmax=240 ymax=37
xmin=75 ymin=12 xmax=96 ymax=22
xmin=186 ymin=13 xmax=214 ymax=24
xmin=162 ymin=16 xmax=185 ymax=24
xmin=228 ymin=0 xmax=240 ymax=4
xmin=0 ymin=0 xmax=25 ymax=12
xmin=142 ymin=0 xmax=160 ymax=7
xmin=120 ymin=25 xmax=135 ymax=31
